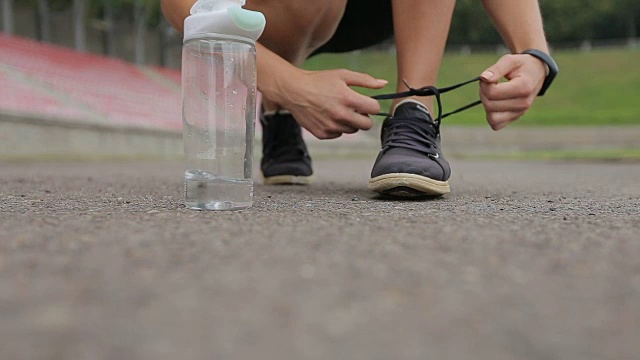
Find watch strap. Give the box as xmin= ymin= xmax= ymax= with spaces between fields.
xmin=521 ymin=49 xmax=559 ymax=96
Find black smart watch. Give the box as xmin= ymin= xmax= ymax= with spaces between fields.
xmin=521 ymin=49 xmax=559 ymax=96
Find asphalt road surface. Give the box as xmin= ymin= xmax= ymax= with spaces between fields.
xmin=1 ymin=158 xmax=639 ymax=360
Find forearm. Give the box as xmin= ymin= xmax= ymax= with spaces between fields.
xmin=481 ymin=0 xmax=549 ymax=53
xmin=256 ymin=42 xmax=303 ymax=107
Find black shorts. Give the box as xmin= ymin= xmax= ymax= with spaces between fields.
xmin=312 ymin=0 xmax=393 ymax=55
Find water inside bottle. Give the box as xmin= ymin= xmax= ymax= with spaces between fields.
xmin=184 ymin=169 xmax=253 ymax=210
xmin=182 ymin=39 xmax=257 ymax=210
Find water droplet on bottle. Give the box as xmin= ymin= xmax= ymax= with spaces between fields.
xmin=232 ymin=90 xmax=238 ymax=95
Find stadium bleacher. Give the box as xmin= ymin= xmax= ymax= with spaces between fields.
xmin=0 ymin=33 xmax=369 ymax=157
xmin=0 ymin=34 xmax=182 ymax=131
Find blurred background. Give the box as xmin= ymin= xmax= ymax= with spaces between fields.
xmin=3 ymin=4 xmax=640 ymax=359
xmin=3 ymin=0 xmax=639 ymax=67
xmin=1 ymin=0 xmax=639 ymax=160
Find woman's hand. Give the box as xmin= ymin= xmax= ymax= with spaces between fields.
xmin=479 ymin=54 xmax=548 ymax=131
xmin=269 ymin=68 xmax=387 ymax=139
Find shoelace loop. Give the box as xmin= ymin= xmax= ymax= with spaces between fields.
xmin=372 ymin=76 xmax=482 ymax=124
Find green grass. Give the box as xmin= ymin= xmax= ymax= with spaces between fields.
xmin=303 ymin=49 xmax=640 ymax=126
xmin=462 ymin=148 xmax=640 ymax=161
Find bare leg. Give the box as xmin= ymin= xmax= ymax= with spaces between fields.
xmin=162 ymin=0 xmax=348 ymax=112
xmin=246 ymin=0 xmax=346 ymax=65
xmin=162 ymin=0 xmax=345 ymax=63
xmin=162 ymin=0 xmax=383 ymax=139
xmin=391 ymin=0 xmax=456 ymax=114
xmin=246 ymin=0 xmax=348 ymax=111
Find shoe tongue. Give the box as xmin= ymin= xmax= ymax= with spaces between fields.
xmin=393 ymin=100 xmax=433 ymax=123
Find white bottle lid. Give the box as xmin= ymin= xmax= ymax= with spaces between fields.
xmin=184 ymin=0 xmax=266 ymax=43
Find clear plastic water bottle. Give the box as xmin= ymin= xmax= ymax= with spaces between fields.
xmin=181 ymin=0 xmax=265 ymax=210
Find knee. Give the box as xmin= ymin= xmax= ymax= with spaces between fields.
xmin=287 ymin=1 xmax=344 ymax=34
xmin=161 ymin=0 xmax=195 ymax=35
xmin=295 ymin=1 xmax=346 ymax=49
xmin=248 ymin=0 xmax=346 ymax=57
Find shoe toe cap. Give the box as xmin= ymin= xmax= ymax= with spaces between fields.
xmin=262 ymin=160 xmax=313 ymax=178
xmin=370 ymin=153 xmax=450 ymax=181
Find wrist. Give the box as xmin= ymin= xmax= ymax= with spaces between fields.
xmin=256 ymin=42 xmax=306 ymax=108
xmin=263 ymin=68 xmax=303 ymax=109
xmin=511 ymin=42 xmax=549 ymax=55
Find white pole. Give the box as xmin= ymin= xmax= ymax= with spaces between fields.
xmin=133 ymin=0 xmax=147 ymax=64
xmin=73 ymin=0 xmax=87 ymax=51
xmin=1 ymin=0 xmax=14 ymax=34
xmin=37 ymin=0 xmax=51 ymax=41
xmin=104 ymin=0 xmax=116 ymax=56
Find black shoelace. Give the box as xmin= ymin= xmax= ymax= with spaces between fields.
xmin=370 ymin=77 xmax=482 ymax=156
xmin=372 ymin=76 xmax=482 ymax=125
xmin=382 ymin=116 xmax=442 ymax=157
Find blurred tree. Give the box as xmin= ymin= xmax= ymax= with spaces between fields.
xmin=616 ymin=0 xmax=640 ymax=40
xmin=540 ymin=0 xmax=616 ymax=42
xmin=449 ymin=0 xmax=501 ymax=45
xmin=92 ymin=0 xmax=163 ymax=61
xmin=447 ymin=0 xmax=640 ymax=45
xmin=5 ymin=0 xmax=637 ymax=65
xmin=101 ymin=0 xmax=116 ymax=55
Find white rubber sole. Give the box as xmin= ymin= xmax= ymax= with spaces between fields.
xmin=263 ymin=175 xmax=313 ymax=185
xmin=368 ymin=173 xmax=450 ymax=197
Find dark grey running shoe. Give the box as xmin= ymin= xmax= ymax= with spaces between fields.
xmin=260 ymin=110 xmax=313 ymax=185
xmin=369 ymin=100 xmax=451 ymax=197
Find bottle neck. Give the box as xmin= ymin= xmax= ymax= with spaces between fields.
xmin=183 ymin=32 xmax=256 ymax=45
